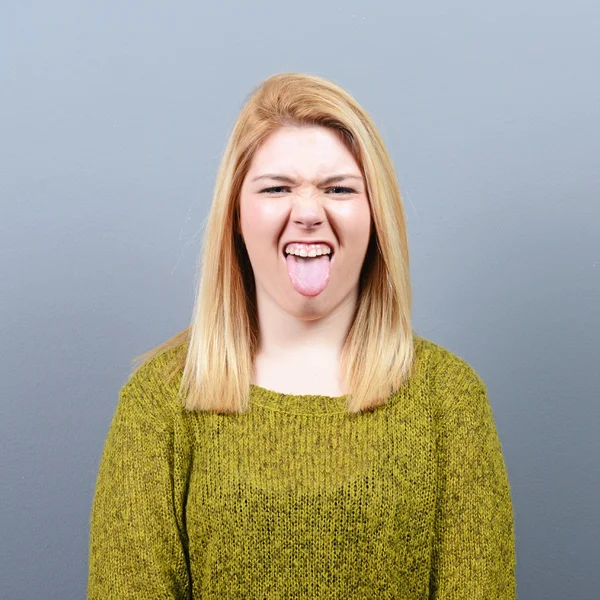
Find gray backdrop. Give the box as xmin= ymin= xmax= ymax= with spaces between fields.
xmin=2 ymin=1 xmax=598 ymax=598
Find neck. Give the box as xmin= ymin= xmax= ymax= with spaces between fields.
xmin=254 ymin=287 xmax=359 ymax=361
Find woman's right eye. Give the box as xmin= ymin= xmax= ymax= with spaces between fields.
xmin=260 ymin=186 xmax=288 ymax=194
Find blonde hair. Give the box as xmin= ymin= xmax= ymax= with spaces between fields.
xmin=132 ymin=72 xmax=415 ymax=414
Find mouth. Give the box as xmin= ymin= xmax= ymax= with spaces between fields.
xmin=281 ymin=247 xmax=335 ymax=264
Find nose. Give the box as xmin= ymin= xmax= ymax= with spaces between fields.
xmin=289 ymin=191 xmax=325 ymax=229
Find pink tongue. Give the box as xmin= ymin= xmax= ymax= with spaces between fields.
xmin=285 ymin=254 xmax=331 ymax=296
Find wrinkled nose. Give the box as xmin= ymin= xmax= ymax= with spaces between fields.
xmin=290 ymin=192 xmax=325 ymax=229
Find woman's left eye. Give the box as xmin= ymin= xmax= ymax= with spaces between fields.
xmin=327 ymin=186 xmax=356 ymax=194
xmin=260 ymin=186 xmax=355 ymax=194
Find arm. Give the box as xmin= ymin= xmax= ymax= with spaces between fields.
xmin=87 ymin=379 xmax=191 ymax=599
xmin=430 ymin=364 xmax=516 ymax=599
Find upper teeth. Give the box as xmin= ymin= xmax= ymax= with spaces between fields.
xmin=284 ymin=243 xmax=332 ymax=257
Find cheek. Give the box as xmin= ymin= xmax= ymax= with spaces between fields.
xmin=242 ymin=210 xmax=262 ymax=237
xmin=241 ymin=199 xmax=267 ymax=236
xmin=240 ymin=200 xmax=283 ymax=255
xmin=345 ymin=203 xmax=373 ymax=248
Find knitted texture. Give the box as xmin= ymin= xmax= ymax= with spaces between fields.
xmin=87 ymin=335 xmax=516 ymax=599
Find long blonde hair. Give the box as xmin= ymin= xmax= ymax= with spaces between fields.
xmin=132 ymin=72 xmax=415 ymax=414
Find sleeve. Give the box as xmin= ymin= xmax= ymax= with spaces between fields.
xmin=429 ymin=366 xmax=516 ymax=599
xmin=87 ymin=380 xmax=191 ymax=599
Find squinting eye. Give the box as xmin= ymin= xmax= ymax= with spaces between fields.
xmin=260 ymin=186 xmax=288 ymax=193
xmin=259 ymin=186 xmax=356 ymax=194
xmin=327 ymin=187 xmax=356 ymax=194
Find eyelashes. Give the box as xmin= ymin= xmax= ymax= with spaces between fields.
xmin=259 ymin=186 xmax=357 ymax=195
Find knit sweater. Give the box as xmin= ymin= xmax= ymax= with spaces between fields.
xmin=87 ymin=335 xmax=516 ymax=599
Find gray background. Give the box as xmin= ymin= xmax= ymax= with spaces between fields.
xmin=1 ymin=1 xmax=598 ymax=598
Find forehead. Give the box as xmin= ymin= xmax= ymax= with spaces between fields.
xmin=248 ymin=125 xmax=358 ymax=175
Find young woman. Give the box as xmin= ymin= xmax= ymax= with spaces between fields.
xmin=87 ymin=72 xmax=516 ymax=598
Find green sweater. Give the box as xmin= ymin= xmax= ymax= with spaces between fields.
xmin=87 ymin=335 xmax=516 ymax=599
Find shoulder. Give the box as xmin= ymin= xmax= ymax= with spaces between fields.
xmin=119 ymin=342 xmax=188 ymax=425
xmin=412 ymin=333 xmax=487 ymax=412
xmin=414 ymin=334 xmax=485 ymax=386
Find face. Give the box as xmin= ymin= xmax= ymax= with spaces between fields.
xmin=238 ymin=125 xmax=373 ymax=318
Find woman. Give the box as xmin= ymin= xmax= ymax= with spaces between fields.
xmin=87 ymin=72 xmax=516 ymax=598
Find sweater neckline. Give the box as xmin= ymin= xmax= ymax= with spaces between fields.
xmin=249 ymin=384 xmax=349 ymax=415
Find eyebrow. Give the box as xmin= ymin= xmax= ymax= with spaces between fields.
xmin=251 ymin=173 xmax=363 ymax=185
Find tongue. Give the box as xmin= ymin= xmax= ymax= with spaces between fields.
xmin=285 ymin=254 xmax=331 ymax=296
